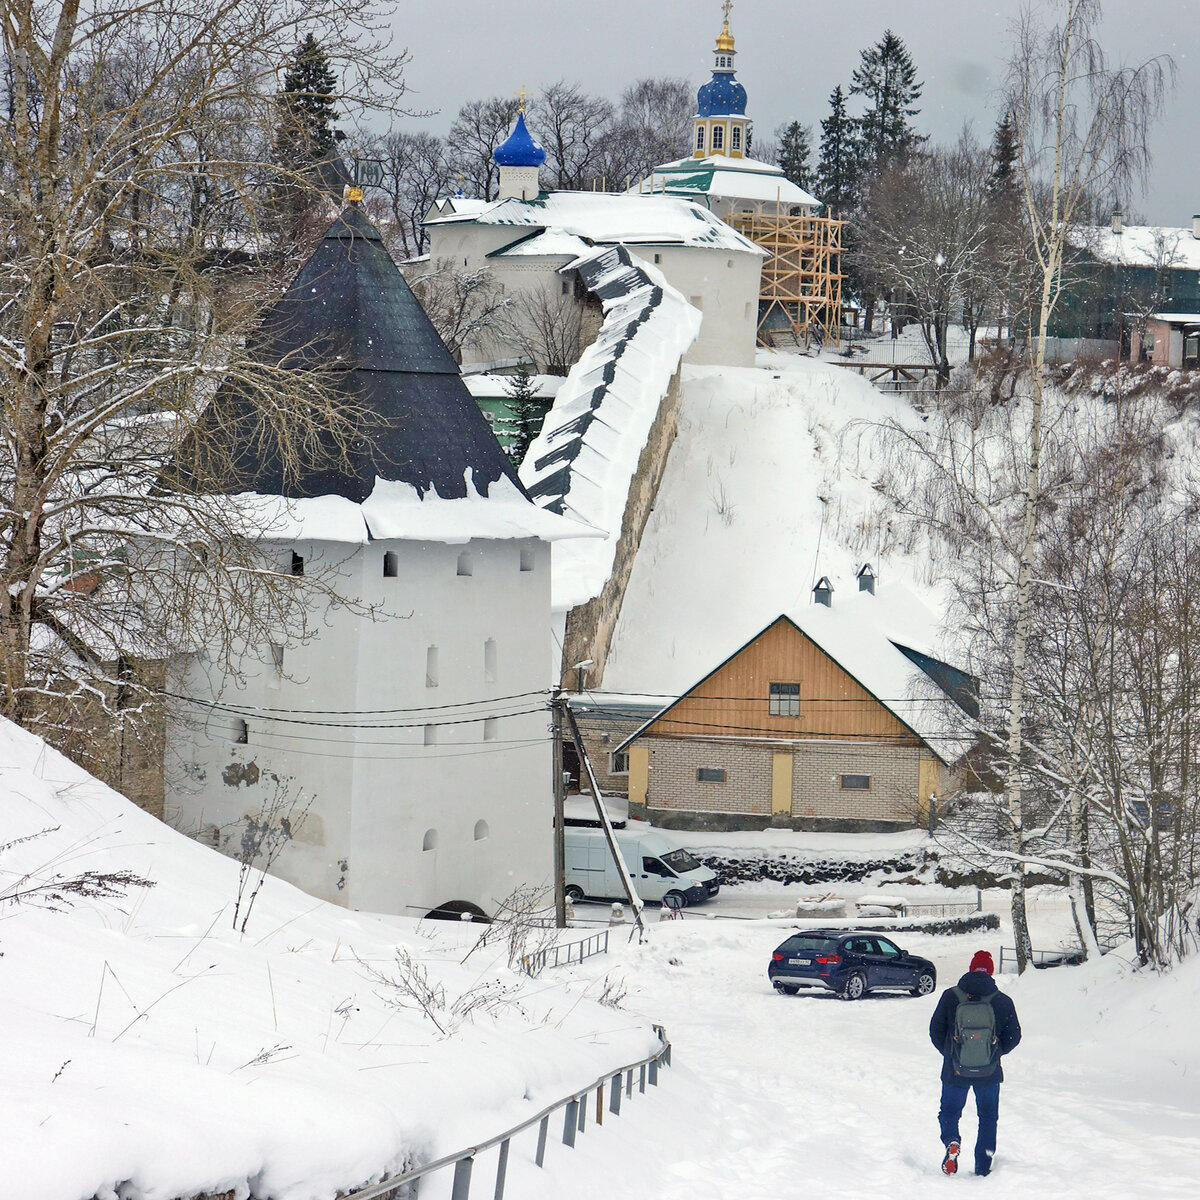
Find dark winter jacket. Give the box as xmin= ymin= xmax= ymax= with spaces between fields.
xmin=929 ymin=971 xmax=1021 ymax=1085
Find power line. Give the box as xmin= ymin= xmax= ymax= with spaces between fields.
xmin=174 ymin=696 xmax=549 ymax=731
xmin=162 ymin=686 xmax=549 ymax=717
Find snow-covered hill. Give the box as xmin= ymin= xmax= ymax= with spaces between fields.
xmin=604 ymin=352 xmax=944 ymax=694
xmin=0 ymin=719 xmax=658 ymax=1200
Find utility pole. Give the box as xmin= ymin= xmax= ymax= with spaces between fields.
xmin=564 ymin=704 xmax=646 ymax=940
xmin=551 ymin=688 xmax=567 ymax=928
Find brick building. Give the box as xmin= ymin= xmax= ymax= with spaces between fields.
xmin=616 ymin=575 xmax=976 ymax=832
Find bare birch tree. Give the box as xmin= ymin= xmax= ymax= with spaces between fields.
xmin=995 ymin=0 xmax=1171 ymax=970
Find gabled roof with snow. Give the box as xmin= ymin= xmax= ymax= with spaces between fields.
xmin=632 ymin=155 xmax=821 ymax=210
xmin=1068 ymin=224 xmax=1200 ymax=271
xmin=169 ymin=206 xmax=587 ymax=544
xmin=617 ymin=583 xmax=974 ymax=764
xmin=425 ymin=190 xmax=763 ymax=256
xmin=518 ymin=245 xmax=702 ymax=608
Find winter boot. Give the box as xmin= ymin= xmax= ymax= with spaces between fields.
xmin=941 ymin=1140 xmax=961 ymax=1176
xmin=975 ymin=1150 xmax=993 ymax=1177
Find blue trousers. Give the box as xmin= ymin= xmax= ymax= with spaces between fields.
xmin=939 ymin=1081 xmax=1000 ymax=1171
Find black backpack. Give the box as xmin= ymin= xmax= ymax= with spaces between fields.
xmin=951 ymin=987 xmax=999 ymax=1076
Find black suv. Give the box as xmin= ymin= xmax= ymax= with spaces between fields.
xmin=768 ymin=929 xmax=937 ymax=1000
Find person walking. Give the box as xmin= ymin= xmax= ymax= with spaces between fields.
xmin=929 ymin=950 xmax=1021 ymax=1177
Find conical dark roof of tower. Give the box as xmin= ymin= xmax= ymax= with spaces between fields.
xmin=173 ymin=205 xmax=522 ymax=504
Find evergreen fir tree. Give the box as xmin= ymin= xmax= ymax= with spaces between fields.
xmin=776 ymin=121 xmax=814 ymax=192
xmin=816 ymin=86 xmax=860 ymax=212
xmin=271 ymin=34 xmax=346 ymax=253
xmin=850 ymin=30 xmax=923 ymax=169
xmin=987 ymin=111 xmax=1019 ymax=196
xmin=274 ymin=34 xmax=344 ymax=169
xmin=500 ymin=364 xmax=548 ymax=467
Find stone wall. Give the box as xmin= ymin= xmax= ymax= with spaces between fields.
xmin=636 ymin=735 xmax=924 ymax=832
xmin=561 ymin=367 xmax=684 ymax=689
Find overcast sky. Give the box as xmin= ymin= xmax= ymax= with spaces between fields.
xmin=385 ymin=0 xmax=1197 ymax=225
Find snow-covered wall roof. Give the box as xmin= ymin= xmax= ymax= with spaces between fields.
xmin=1069 ymin=224 xmax=1200 ymax=271
xmin=233 ymin=473 xmax=593 ymax=545
xmin=519 ymin=246 xmax=703 ymax=609
xmin=426 ymin=191 xmax=763 ymax=256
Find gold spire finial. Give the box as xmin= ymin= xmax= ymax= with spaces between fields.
xmin=514 ymin=85 xmax=530 ymax=113
xmin=715 ymin=2 xmax=735 ymax=52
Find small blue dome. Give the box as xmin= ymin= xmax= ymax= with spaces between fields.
xmin=697 ymin=73 xmax=747 ymax=118
xmin=494 ymin=112 xmax=546 ymax=168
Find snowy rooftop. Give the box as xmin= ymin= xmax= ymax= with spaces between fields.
xmin=619 ymin=581 xmax=973 ymax=763
xmin=425 ymin=190 xmax=763 ymax=256
xmin=519 ymin=246 xmax=702 ymax=609
xmin=632 ymin=155 xmax=821 ymax=209
xmin=1069 ymin=224 xmax=1200 ymax=271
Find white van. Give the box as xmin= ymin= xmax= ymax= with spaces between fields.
xmin=563 ymin=829 xmax=720 ymax=907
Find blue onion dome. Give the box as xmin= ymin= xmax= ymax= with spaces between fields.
xmin=494 ymin=112 xmax=546 ymax=167
xmin=697 ymin=74 xmax=747 ymax=118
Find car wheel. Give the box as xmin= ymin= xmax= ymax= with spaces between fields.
xmin=841 ymin=971 xmax=867 ymax=1001
xmin=565 ymin=885 xmax=584 ymax=903
xmin=911 ymin=970 xmax=937 ymax=997
xmin=773 ymin=981 xmax=800 ymax=995
xmin=664 ymin=889 xmax=688 ymax=909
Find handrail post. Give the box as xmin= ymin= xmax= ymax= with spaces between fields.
xmin=563 ymin=1099 xmax=578 ymax=1147
xmin=535 ymin=1115 xmax=550 ymax=1166
xmin=649 ymin=1057 xmax=659 ymax=1086
xmin=639 ymin=1064 xmax=646 ymax=1093
xmin=451 ymin=1156 xmax=473 ymax=1200
xmin=577 ymin=1093 xmax=587 ymax=1132
xmin=609 ymin=1073 xmax=622 ymax=1115
xmin=494 ymin=1138 xmax=510 ymax=1200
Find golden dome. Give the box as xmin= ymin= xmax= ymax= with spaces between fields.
xmin=715 ymin=20 xmax=735 ymax=51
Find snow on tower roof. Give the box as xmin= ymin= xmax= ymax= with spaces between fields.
xmin=633 ymin=155 xmax=821 ymax=209
xmin=519 ymin=245 xmax=702 ymax=609
xmin=170 ymin=206 xmax=588 ymax=544
xmin=425 ymin=190 xmax=763 ymax=256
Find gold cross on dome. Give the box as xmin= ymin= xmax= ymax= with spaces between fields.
xmin=514 ymin=85 xmax=529 ymax=113
xmin=722 ymin=0 xmax=733 ymax=22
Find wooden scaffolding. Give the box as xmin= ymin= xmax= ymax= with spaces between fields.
xmin=731 ymin=210 xmax=845 ymax=348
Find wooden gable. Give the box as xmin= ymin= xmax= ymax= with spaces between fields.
xmin=637 ymin=616 xmax=922 ymax=746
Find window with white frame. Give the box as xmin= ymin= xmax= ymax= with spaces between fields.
xmin=769 ymin=682 xmax=800 ymax=717
xmin=731 ymin=125 xmax=742 ymax=151
xmin=610 ymin=750 xmax=630 ymax=775
xmin=711 ymin=124 xmax=724 ymax=151
xmin=696 ymin=125 xmax=706 ymax=152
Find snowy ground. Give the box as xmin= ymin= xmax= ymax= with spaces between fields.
xmin=491 ymin=902 xmax=1200 ymax=1200
xmin=603 ymin=356 xmax=943 ymax=695
xmin=5 ymin=717 xmax=1197 ymax=1200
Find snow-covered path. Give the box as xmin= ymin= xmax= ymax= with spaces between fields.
xmin=489 ymin=918 xmax=1199 ymax=1200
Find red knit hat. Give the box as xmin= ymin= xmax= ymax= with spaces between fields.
xmin=969 ymin=950 xmax=995 ymax=975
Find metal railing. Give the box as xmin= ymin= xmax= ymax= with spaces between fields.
xmin=343 ymin=1025 xmax=672 ymax=1200
xmin=899 ymin=900 xmax=982 ymax=920
xmin=998 ymin=945 xmax=1085 ymax=973
xmin=522 ymin=928 xmax=609 ymax=973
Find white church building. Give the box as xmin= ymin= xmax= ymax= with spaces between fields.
xmin=164 ymin=205 xmax=586 ymax=921
xmin=421 ymin=107 xmax=764 ymax=369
